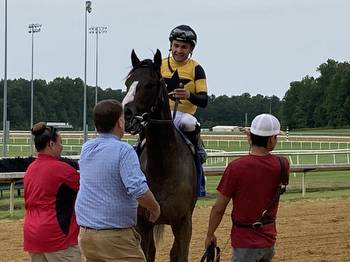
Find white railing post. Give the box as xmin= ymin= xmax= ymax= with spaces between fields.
xmin=302 ymin=172 xmax=306 ymax=197
xmin=9 ymin=182 xmax=14 ymax=216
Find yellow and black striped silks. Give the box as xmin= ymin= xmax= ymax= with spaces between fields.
xmin=161 ymin=56 xmax=208 ymax=115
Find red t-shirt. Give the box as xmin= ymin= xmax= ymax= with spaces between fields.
xmin=217 ymin=154 xmax=289 ymax=248
xmin=23 ymin=154 xmax=80 ymax=252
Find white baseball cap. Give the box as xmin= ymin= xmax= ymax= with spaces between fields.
xmin=250 ymin=113 xmax=281 ymax=137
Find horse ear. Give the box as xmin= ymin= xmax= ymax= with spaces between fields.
xmin=154 ymin=49 xmax=162 ymax=72
xmin=131 ymin=49 xmax=140 ymax=68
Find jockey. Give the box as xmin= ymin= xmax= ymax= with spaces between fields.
xmin=161 ymin=25 xmax=208 ymax=162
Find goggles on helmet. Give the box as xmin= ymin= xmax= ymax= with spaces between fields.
xmin=169 ymin=26 xmax=197 ymax=47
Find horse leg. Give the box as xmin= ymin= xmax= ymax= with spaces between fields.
xmin=136 ymin=218 xmax=156 ymax=262
xmin=170 ymin=214 xmax=192 ymax=262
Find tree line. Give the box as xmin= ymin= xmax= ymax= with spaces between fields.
xmin=0 ymin=59 xmax=349 ymax=131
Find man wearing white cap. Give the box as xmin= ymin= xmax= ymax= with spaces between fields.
xmin=204 ymin=113 xmax=289 ymax=262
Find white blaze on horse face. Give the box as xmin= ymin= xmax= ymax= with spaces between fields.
xmin=122 ymin=81 xmax=138 ymax=107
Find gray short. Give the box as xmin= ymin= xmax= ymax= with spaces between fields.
xmin=232 ymin=246 xmax=275 ymax=262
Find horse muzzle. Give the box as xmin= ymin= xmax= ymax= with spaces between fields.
xmin=124 ymin=108 xmax=141 ymax=135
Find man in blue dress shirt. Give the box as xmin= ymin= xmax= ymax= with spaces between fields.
xmin=75 ymin=99 xmax=160 ymax=261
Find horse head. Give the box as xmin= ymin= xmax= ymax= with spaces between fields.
xmin=122 ymin=49 xmax=170 ymax=135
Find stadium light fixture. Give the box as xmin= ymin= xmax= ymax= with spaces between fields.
xmin=89 ymin=26 xmax=107 ymax=105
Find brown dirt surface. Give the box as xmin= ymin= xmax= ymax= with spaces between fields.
xmin=1 ymin=198 xmax=349 ymax=262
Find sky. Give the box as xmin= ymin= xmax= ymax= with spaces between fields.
xmin=0 ymin=0 xmax=349 ymax=99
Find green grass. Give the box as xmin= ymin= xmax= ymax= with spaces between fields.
xmin=1 ymin=131 xmax=350 ymax=218
xmin=290 ymin=127 xmax=350 ymax=136
xmin=196 ymin=173 xmax=350 ymax=206
xmin=2 ymin=174 xmax=350 ymax=219
xmin=0 ymin=193 xmax=24 ymax=219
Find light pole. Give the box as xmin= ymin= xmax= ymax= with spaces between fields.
xmin=83 ymin=1 xmax=92 ymax=142
xmin=3 ymin=0 xmax=8 ymax=157
xmin=28 ymin=23 xmax=41 ymax=155
xmin=89 ymin=26 xmax=107 ymax=106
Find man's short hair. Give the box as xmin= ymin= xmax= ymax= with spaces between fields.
xmin=93 ymin=99 xmax=122 ymax=133
xmin=250 ymin=133 xmax=270 ymax=148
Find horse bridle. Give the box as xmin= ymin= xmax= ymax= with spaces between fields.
xmin=126 ymin=64 xmax=172 ymax=133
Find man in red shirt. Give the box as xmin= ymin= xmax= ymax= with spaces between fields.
xmin=205 ymin=114 xmax=289 ymax=261
xmin=24 ymin=123 xmax=80 ymax=261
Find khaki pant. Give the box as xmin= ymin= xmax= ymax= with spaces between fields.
xmin=78 ymin=227 xmax=146 ymax=262
xmin=29 ymin=245 xmax=81 ymax=262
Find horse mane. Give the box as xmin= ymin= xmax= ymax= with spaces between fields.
xmin=127 ymin=59 xmax=160 ymax=78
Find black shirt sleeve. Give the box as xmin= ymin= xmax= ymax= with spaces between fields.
xmin=188 ymin=91 xmax=208 ymax=108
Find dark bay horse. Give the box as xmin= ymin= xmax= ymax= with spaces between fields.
xmin=122 ymin=50 xmax=197 ymax=262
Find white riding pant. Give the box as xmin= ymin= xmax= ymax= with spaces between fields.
xmin=171 ymin=111 xmax=199 ymax=132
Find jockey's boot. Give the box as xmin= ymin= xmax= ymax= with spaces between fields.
xmin=185 ymin=126 xmax=207 ymax=164
xmin=197 ymin=134 xmax=208 ymax=164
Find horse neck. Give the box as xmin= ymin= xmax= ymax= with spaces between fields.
xmin=145 ymin=84 xmax=177 ymax=152
xmin=152 ymin=81 xmax=172 ymax=121
xmin=144 ymin=122 xmax=179 ymax=171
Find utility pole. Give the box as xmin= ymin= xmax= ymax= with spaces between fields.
xmin=3 ymin=0 xmax=8 ymax=157
xmin=28 ymin=23 xmax=42 ymax=155
xmin=83 ymin=1 xmax=92 ymax=142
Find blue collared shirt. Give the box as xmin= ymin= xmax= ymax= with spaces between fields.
xmin=75 ymin=133 xmax=149 ymax=229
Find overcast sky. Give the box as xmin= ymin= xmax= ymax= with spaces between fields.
xmin=0 ymin=0 xmax=349 ymax=99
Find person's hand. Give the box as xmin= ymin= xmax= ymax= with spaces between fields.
xmin=148 ymin=203 xmax=161 ymax=223
xmin=168 ymin=83 xmax=189 ymax=100
xmin=205 ymin=233 xmax=217 ymax=249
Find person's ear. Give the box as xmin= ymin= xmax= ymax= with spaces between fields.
xmin=245 ymin=129 xmax=252 ymax=145
xmin=117 ymin=116 xmax=124 ymax=128
xmin=48 ymin=140 xmax=54 ymax=148
xmin=267 ymin=136 xmax=276 ymax=150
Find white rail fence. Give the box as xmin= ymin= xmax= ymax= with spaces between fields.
xmin=1 ymin=138 xmax=350 ymax=151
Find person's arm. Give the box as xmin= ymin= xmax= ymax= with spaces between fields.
xmin=170 ymin=88 xmax=208 ymax=108
xmin=188 ymin=91 xmax=208 ymax=108
xmin=205 ymin=192 xmax=230 ymax=248
xmin=137 ymin=190 xmax=161 ymax=223
xmin=119 ymin=147 xmax=160 ymax=222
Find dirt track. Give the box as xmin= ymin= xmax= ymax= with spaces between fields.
xmin=1 ymin=198 xmax=350 ymax=261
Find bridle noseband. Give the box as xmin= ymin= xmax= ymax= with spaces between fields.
xmin=125 ymin=63 xmax=172 ymax=134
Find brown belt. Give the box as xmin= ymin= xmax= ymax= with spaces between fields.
xmin=80 ymin=226 xmax=122 ymax=231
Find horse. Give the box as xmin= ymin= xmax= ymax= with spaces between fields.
xmin=122 ymin=49 xmax=198 ymax=262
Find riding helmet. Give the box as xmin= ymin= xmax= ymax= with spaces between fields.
xmin=169 ymin=25 xmax=197 ymax=48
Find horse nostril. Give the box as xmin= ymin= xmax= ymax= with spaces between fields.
xmin=124 ymin=107 xmax=133 ymax=120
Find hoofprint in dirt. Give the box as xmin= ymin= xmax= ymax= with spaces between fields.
xmin=1 ymin=198 xmax=349 ymax=261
